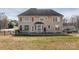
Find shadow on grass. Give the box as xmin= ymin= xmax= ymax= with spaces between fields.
xmin=13 ymin=34 xmax=69 ymax=37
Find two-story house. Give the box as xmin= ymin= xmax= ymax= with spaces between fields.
xmin=18 ymin=8 xmax=63 ymax=34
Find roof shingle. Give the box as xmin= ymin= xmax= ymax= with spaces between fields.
xmin=18 ymin=8 xmax=63 ymax=16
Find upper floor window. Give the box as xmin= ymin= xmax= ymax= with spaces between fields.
xmin=19 ymin=25 xmax=22 ymax=31
xmin=19 ymin=17 xmax=22 ymax=22
xmin=40 ymin=18 xmax=44 ymax=21
xmin=32 ymin=17 xmax=34 ymax=22
xmin=53 ymin=17 xmax=60 ymax=22
xmin=45 ymin=17 xmax=47 ymax=20
xmin=57 ymin=17 xmax=60 ymax=22
xmin=53 ymin=17 xmax=57 ymax=22
xmin=40 ymin=17 xmax=44 ymax=21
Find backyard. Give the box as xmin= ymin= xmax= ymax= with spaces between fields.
xmin=0 ymin=34 xmax=79 ymax=50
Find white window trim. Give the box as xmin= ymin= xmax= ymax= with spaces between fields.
xmin=57 ymin=17 xmax=60 ymax=22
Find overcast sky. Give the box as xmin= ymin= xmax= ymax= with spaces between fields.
xmin=0 ymin=8 xmax=79 ymax=20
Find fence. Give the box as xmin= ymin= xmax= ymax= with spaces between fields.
xmin=0 ymin=29 xmax=15 ymax=35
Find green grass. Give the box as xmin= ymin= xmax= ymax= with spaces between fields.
xmin=0 ymin=34 xmax=79 ymax=50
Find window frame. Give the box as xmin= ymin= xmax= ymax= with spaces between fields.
xmin=19 ymin=17 xmax=22 ymax=22
xmin=57 ymin=17 xmax=60 ymax=22
xmin=19 ymin=25 xmax=22 ymax=31
xmin=24 ymin=25 xmax=29 ymax=31
xmin=39 ymin=17 xmax=44 ymax=21
xmin=53 ymin=16 xmax=57 ymax=22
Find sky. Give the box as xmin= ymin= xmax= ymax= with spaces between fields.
xmin=0 ymin=8 xmax=79 ymax=20
xmin=53 ymin=8 xmax=79 ymax=18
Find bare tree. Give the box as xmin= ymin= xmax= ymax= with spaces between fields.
xmin=0 ymin=12 xmax=8 ymax=29
xmin=70 ymin=15 xmax=79 ymax=30
xmin=63 ymin=18 xmax=68 ymax=23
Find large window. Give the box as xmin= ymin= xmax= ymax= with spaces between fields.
xmin=24 ymin=25 xmax=29 ymax=31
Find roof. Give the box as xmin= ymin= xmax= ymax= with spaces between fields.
xmin=18 ymin=8 xmax=63 ymax=16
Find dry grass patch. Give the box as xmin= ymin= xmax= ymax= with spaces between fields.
xmin=0 ymin=35 xmax=79 ymax=50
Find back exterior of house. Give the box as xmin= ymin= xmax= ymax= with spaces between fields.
xmin=18 ymin=8 xmax=63 ymax=33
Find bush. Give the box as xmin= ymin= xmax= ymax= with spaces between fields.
xmin=15 ymin=29 xmax=20 ymax=34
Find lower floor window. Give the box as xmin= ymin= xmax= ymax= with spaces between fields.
xmin=55 ymin=27 xmax=60 ymax=30
xmin=55 ymin=25 xmax=60 ymax=30
xmin=48 ymin=25 xmax=50 ymax=29
xmin=24 ymin=25 xmax=29 ymax=31
xmin=20 ymin=25 xmax=22 ymax=31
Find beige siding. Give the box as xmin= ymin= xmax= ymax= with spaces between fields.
xmin=18 ymin=16 xmax=63 ymax=33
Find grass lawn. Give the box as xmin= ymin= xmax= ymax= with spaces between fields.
xmin=0 ymin=34 xmax=79 ymax=50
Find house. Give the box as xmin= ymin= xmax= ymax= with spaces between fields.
xmin=18 ymin=8 xmax=63 ymax=34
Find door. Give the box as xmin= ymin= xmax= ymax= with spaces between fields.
xmin=44 ymin=27 xmax=46 ymax=32
xmin=35 ymin=24 xmax=43 ymax=33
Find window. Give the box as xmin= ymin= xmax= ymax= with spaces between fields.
xmin=40 ymin=18 xmax=44 ymax=21
xmin=40 ymin=17 xmax=44 ymax=21
xmin=53 ymin=17 xmax=57 ymax=22
xmin=19 ymin=25 xmax=22 ymax=31
xmin=24 ymin=25 xmax=29 ymax=31
xmin=55 ymin=27 xmax=60 ymax=30
xmin=25 ymin=16 xmax=29 ymax=21
xmin=53 ymin=17 xmax=60 ymax=22
xmin=45 ymin=17 xmax=47 ymax=20
xmin=48 ymin=25 xmax=50 ymax=29
xmin=20 ymin=17 xmax=22 ymax=22
xmin=57 ymin=17 xmax=60 ymax=22
xmin=55 ymin=25 xmax=60 ymax=30
xmin=32 ymin=17 xmax=34 ymax=22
